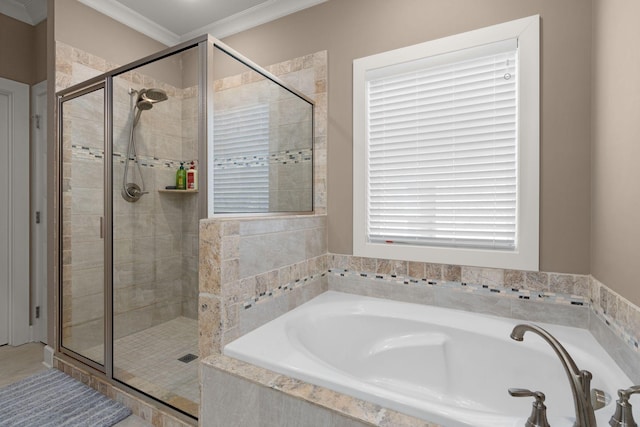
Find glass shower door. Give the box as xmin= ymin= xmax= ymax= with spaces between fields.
xmin=111 ymin=46 xmax=200 ymax=418
xmin=59 ymin=84 xmax=106 ymax=367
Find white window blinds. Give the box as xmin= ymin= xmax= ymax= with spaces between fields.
xmin=213 ymin=104 xmax=269 ymax=213
xmin=366 ymin=39 xmax=518 ymax=250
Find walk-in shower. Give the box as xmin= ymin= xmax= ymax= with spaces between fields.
xmin=122 ymin=87 xmax=168 ymax=202
xmin=56 ymin=35 xmax=314 ymax=421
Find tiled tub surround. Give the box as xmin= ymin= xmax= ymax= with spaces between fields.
xmin=222 ymin=291 xmax=632 ymax=427
xmin=201 ymin=252 xmax=640 ymax=426
xmin=323 ymin=256 xmax=640 ymax=383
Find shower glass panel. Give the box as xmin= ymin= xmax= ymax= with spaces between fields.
xmin=60 ymin=85 xmax=105 ymax=366
xmin=211 ymin=45 xmax=314 ymax=214
xmin=111 ymin=45 xmax=200 ymax=417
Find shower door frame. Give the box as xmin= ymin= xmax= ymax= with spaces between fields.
xmin=55 ymin=33 xmax=315 ymax=418
xmin=56 ymin=36 xmax=212 ymax=414
xmin=57 ymin=80 xmax=110 ymax=373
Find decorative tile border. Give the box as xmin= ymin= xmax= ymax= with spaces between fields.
xmin=327 ymin=268 xmax=588 ymax=307
xmin=235 ymin=264 xmax=588 ymax=314
xmin=72 ymin=144 xmax=191 ymax=169
xmin=214 ymin=148 xmax=313 ymax=169
xmin=242 ymin=271 xmax=327 ymax=310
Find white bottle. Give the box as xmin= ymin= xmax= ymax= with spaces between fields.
xmin=187 ymin=161 xmax=198 ymax=190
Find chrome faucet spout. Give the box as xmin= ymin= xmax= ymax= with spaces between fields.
xmin=510 ymin=324 xmax=597 ymax=427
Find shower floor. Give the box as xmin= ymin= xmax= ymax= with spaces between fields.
xmin=84 ymin=316 xmax=199 ymax=417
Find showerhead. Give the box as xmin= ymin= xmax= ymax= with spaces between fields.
xmin=137 ymin=88 xmax=168 ymax=106
xmin=136 ymin=99 xmax=154 ymax=110
xmin=132 ymin=87 xmax=168 ymax=126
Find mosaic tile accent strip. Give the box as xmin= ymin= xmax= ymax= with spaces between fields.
xmin=235 ymin=265 xmax=587 ymax=314
xmin=71 ymin=144 xmax=312 ymax=169
xmin=214 ymin=148 xmax=313 ymax=169
xmin=327 ymin=268 xmax=588 ymax=307
xmin=241 ymin=271 xmax=327 ymax=310
xmin=72 ymin=144 xmax=189 ymax=169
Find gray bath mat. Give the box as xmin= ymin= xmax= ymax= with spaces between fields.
xmin=0 ymin=369 xmax=131 ymax=427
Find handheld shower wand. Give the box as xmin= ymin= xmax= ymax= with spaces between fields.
xmin=122 ymin=87 xmax=168 ymax=202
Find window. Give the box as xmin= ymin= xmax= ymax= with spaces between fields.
xmin=353 ymin=16 xmax=539 ymax=270
xmin=213 ymin=104 xmax=269 ymax=213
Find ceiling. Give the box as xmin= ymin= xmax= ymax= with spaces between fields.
xmin=0 ymin=0 xmax=326 ymax=46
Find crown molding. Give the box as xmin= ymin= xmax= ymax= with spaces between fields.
xmin=23 ymin=0 xmax=46 ymax=23
xmin=78 ymin=0 xmax=180 ymax=46
xmin=78 ymin=0 xmax=326 ymax=46
xmin=181 ymin=0 xmax=327 ymax=41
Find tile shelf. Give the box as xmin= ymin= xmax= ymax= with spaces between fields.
xmin=158 ymin=189 xmax=198 ymax=193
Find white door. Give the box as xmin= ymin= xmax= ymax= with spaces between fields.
xmin=0 ymin=77 xmax=30 ymax=346
xmin=32 ymin=80 xmax=48 ymax=344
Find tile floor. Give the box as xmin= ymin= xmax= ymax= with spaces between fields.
xmin=0 ymin=342 xmax=151 ymax=427
xmin=84 ymin=316 xmax=200 ymax=417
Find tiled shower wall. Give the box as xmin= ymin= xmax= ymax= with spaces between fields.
xmin=181 ymin=86 xmax=199 ymax=319
xmin=213 ymin=66 xmax=314 ymax=212
xmin=56 ymin=42 xmax=199 ymax=352
xmin=270 ymin=52 xmax=327 ymax=213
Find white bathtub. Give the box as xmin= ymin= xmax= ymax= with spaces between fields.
xmin=224 ymin=291 xmax=631 ymax=427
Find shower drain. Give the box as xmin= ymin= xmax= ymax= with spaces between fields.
xmin=178 ymin=353 xmax=198 ymax=363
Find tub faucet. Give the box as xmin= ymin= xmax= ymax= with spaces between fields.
xmin=510 ymin=323 xmax=598 ymax=427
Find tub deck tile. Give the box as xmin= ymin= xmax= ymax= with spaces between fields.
xmin=202 ymin=354 xmax=440 ymax=427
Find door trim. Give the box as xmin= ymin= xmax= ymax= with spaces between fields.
xmin=0 ymin=76 xmax=30 ymax=346
xmin=31 ymin=80 xmax=48 ymax=344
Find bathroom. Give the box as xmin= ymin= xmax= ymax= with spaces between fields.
xmin=1 ymin=0 xmax=639 ymax=426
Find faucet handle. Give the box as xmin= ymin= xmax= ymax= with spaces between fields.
xmin=592 ymin=388 xmax=608 ymax=411
xmin=509 ymin=388 xmax=551 ymax=427
xmin=610 ymin=386 xmax=640 ymax=427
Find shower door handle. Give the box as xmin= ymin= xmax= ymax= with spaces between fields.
xmin=100 ymin=216 xmax=104 ymax=239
